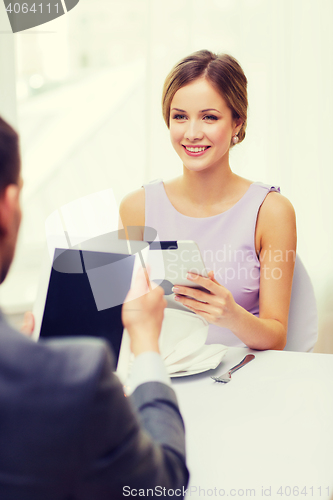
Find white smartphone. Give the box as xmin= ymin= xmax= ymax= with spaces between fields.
xmin=146 ymin=240 xmax=209 ymax=312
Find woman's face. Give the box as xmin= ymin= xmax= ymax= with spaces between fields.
xmin=169 ymin=78 xmax=240 ymax=173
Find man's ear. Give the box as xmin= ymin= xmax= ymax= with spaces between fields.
xmin=0 ymin=185 xmax=20 ymax=237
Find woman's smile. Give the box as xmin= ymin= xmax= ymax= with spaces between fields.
xmin=182 ymin=145 xmax=211 ymax=156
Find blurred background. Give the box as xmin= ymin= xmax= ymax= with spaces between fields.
xmin=0 ymin=0 xmax=332 ymax=352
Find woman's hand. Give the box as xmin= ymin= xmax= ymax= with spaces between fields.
xmin=173 ymin=271 xmax=240 ymax=330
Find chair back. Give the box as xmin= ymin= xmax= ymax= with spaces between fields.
xmin=285 ymin=255 xmax=318 ymax=352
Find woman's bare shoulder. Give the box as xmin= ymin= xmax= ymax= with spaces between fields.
xmin=260 ymin=191 xmax=296 ymax=223
xmin=253 ymin=190 xmax=296 ymax=261
xmin=256 ymin=191 xmax=296 ymax=248
xmin=119 ymin=187 xmax=145 ymax=226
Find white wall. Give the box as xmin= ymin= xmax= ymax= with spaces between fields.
xmin=0 ymin=5 xmax=17 ymax=126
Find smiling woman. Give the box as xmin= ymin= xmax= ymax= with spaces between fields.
xmin=120 ymin=49 xmax=297 ymax=351
xmin=162 ymin=52 xmax=247 ymax=142
xmin=168 ymin=78 xmax=242 ymax=174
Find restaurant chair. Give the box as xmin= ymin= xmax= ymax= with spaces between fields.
xmin=284 ymin=255 xmax=318 ymax=352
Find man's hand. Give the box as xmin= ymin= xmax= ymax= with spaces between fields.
xmin=20 ymin=311 xmax=35 ymax=337
xmin=122 ymin=267 xmax=167 ymax=356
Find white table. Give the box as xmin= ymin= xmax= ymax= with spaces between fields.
xmin=172 ymin=348 xmax=333 ymax=500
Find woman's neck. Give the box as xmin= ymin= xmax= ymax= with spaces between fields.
xmin=180 ymin=163 xmax=238 ymax=207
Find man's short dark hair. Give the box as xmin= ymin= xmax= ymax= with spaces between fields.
xmin=0 ymin=116 xmax=20 ymax=194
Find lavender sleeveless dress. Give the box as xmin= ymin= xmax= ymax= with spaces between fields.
xmin=143 ymin=179 xmax=280 ymax=347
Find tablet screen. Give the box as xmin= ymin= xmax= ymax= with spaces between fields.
xmin=39 ymin=248 xmax=135 ymax=363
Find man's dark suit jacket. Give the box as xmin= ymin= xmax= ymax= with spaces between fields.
xmin=0 ymin=312 xmax=189 ymax=499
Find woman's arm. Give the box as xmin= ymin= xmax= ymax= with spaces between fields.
xmin=253 ymin=191 xmax=297 ymax=349
xmin=118 ymin=188 xmax=145 ymax=241
xmin=173 ymin=193 xmax=297 ymax=350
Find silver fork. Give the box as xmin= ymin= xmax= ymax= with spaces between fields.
xmin=211 ymin=354 xmax=255 ymax=383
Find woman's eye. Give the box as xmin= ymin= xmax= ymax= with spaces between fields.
xmin=172 ymin=114 xmax=187 ymax=120
xmin=203 ymin=115 xmax=218 ymax=121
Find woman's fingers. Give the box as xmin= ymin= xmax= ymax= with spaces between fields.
xmin=172 ymin=285 xmax=208 ymax=303
xmin=207 ymin=270 xmax=220 ymax=285
xmin=172 ymin=272 xmax=228 ymax=304
xmin=173 ymin=271 xmax=237 ymax=328
xmin=175 ymin=294 xmax=221 ymax=315
xmin=186 ymin=271 xmax=228 ymax=293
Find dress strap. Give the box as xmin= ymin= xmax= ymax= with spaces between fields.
xmin=254 ymin=181 xmax=280 ymax=194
